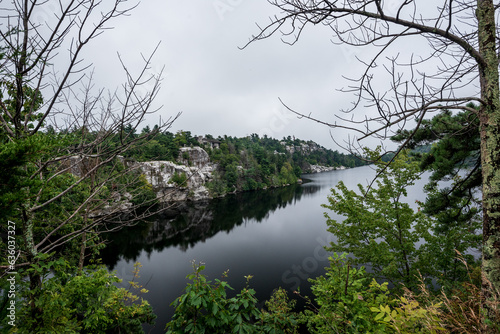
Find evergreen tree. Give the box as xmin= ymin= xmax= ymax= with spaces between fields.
xmin=392 ymin=107 xmax=482 ymax=284
xmin=0 ymin=2 xmax=175 ymax=331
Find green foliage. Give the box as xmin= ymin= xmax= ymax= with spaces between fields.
xmin=166 ymin=262 xmax=261 ymax=333
xmin=167 ymin=256 xmax=490 ymax=334
xmin=166 ymin=262 xmax=300 ymax=334
xmin=303 ymin=253 xmax=394 ymax=334
xmin=0 ymin=5 xmax=170 ymax=333
xmin=0 ymin=132 xmax=73 ymax=222
xmin=392 ymin=108 xmax=482 ymax=286
xmin=369 ymin=261 xmax=489 ymax=334
xmin=11 ymin=262 xmax=155 ymax=334
xmin=0 ymin=80 xmax=44 ymax=136
xmin=279 ymin=162 xmax=297 ymax=185
xmin=323 ymin=149 xmax=433 ymax=289
xmin=392 ymin=107 xmax=481 ymax=230
xmin=224 ymin=162 xmax=240 ymax=189
xmin=205 ymin=171 xmax=227 ymax=197
xmin=128 ymin=173 xmax=157 ymax=206
xmin=371 ymin=295 xmax=445 ymax=334
xmin=170 ymin=171 xmax=188 ymax=187
xmin=260 ymin=288 xmax=300 ymax=334
xmin=182 ymin=151 xmax=190 ymax=161
xmin=120 ymin=131 xmax=367 ymax=197
xmin=0 ymin=128 xmax=161 ymax=331
xmin=205 ymin=134 xmax=364 ymax=195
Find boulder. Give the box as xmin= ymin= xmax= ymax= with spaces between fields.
xmin=177 ymin=147 xmax=210 ymax=167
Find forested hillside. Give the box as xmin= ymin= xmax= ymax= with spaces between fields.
xmin=123 ymin=128 xmax=366 ymax=195
xmin=4 ymin=0 xmax=500 ymax=333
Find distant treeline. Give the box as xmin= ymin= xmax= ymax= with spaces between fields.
xmin=122 ymin=127 xmax=367 ymax=195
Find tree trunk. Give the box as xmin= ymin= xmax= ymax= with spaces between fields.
xmin=78 ymin=231 xmax=87 ymax=272
xmin=28 ymin=271 xmax=42 ymax=319
xmin=23 ymin=208 xmax=43 ymax=328
xmin=477 ymin=0 xmax=500 ymax=329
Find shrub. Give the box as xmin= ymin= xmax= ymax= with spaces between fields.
xmin=302 ymin=253 xmax=395 ymax=334
xmin=12 ymin=261 xmax=155 ymax=333
xmin=166 ymin=262 xmax=300 ymax=334
xmin=170 ymin=172 xmax=188 ymax=187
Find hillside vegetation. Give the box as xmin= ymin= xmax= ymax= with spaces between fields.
xmin=124 ymin=128 xmax=367 ymax=196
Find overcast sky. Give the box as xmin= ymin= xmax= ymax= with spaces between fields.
xmin=58 ymin=0 xmax=370 ymax=151
xmin=60 ymin=0 xmax=475 ymax=152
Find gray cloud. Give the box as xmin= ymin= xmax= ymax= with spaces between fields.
xmin=81 ymin=0 xmax=444 ymax=151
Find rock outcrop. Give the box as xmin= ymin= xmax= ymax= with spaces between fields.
xmin=136 ymin=147 xmax=216 ymax=202
xmin=177 ymin=147 xmax=210 ymax=167
xmin=64 ymin=146 xmax=346 ymax=204
xmin=135 ymin=147 xmax=347 ymax=202
xmin=307 ymin=164 xmax=346 ymax=173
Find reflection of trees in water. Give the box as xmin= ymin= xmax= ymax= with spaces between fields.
xmin=101 ymin=183 xmax=320 ymax=269
xmin=299 ymin=179 xmax=322 ymax=195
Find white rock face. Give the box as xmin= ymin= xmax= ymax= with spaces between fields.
xmin=308 ymin=164 xmax=345 ymax=173
xmin=177 ymin=147 xmax=210 ymax=167
xmin=135 ymin=147 xmax=216 ymax=201
xmin=281 ymin=142 xmax=320 ymax=154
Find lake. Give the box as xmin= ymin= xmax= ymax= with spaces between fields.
xmin=101 ymin=165 xmax=431 ymax=333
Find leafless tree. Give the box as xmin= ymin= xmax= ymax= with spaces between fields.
xmin=0 ymin=0 xmax=180 ymax=317
xmin=245 ymin=0 xmax=500 ymax=328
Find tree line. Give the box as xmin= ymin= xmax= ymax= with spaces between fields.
xmin=165 ymin=107 xmax=487 ymax=333
xmin=2 ymin=0 xmax=500 ymax=332
xmin=121 ymin=128 xmax=367 ymax=196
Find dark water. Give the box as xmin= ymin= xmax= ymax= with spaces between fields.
xmin=100 ymin=165 xmax=429 ymax=333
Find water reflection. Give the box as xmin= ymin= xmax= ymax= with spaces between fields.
xmin=101 ymin=182 xmax=321 ymax=269
xmin=100 ymin=166 xmax=384 ymax=333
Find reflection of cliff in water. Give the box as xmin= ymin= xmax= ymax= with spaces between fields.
xmin=101 ymin=183 xmax=321 ymax=269
xmin=300 ymin=175 xmax=339 ymax=193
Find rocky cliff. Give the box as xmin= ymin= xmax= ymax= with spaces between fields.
xmin=307 ymin=164 xmax=346 ymax=173
xmin=135 ymin=147 xmax=216 ymax=202
xmin=64 ymin=145 xmax=346 ymax=204
xmin=135 ymin=146 xmax=347 ymax=201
